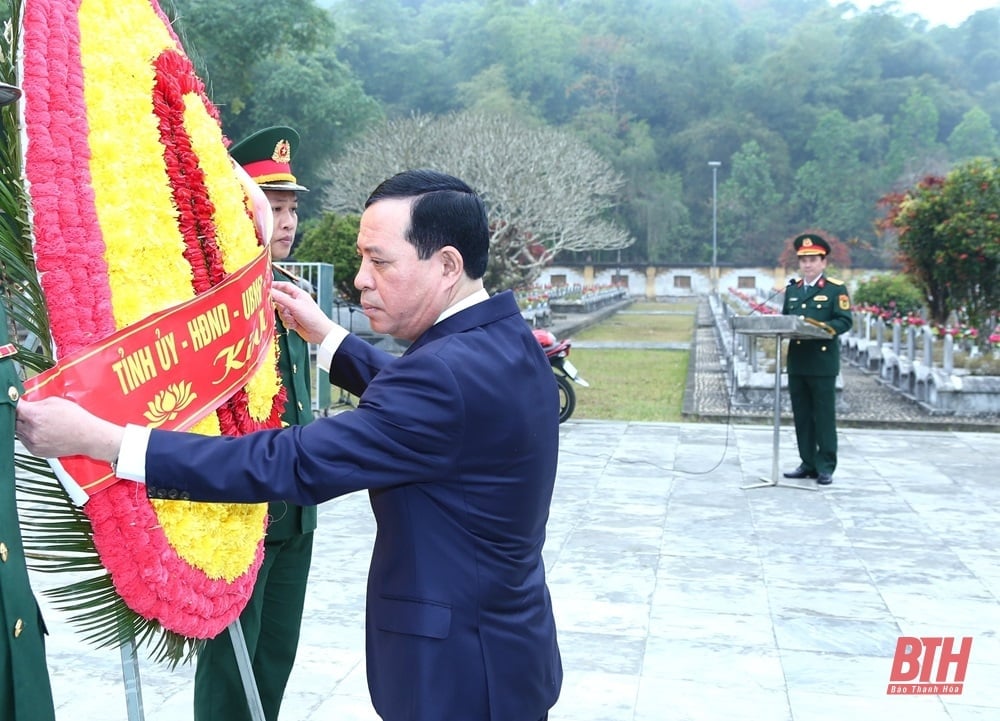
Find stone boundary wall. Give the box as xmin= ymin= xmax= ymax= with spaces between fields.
xmin=539 ymin=264 xmax=882 ymax=299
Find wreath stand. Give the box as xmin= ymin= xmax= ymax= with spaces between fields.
xmin=228 ymin=620 xmax=268 ymax=721
xmin=118 ymin=621 xmax=265 ymax=721
xmin=120 ymin=636 xmax=144 ymax=720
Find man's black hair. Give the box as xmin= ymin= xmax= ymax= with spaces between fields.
xmin=366 ymin=169 xmax=490 ymax=279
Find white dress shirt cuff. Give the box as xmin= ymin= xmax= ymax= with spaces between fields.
xmin=115 ymin=424 xmax=151 ymax=484
xmin=317 ymin=325 xmax=350 ymax=372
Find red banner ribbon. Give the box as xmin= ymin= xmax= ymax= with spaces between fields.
xmin=24 ymin=249 xmax=275 ymax=500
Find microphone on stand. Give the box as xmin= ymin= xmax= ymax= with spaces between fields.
xmin=749 ymin=278 xmax=795 ymax=316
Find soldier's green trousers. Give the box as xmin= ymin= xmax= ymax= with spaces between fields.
xmin=788 ymin=373 xmax=838 ymax=476
xmin=194 ymin=530 xmax=313 ymax=721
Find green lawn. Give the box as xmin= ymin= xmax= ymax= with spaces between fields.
xmin=570 ymin=347 xmax=689 ymax=422
xmin=629 ymin=300 xmax=699 ymax=313
xmin=573 ymin=315 xmax=693 ymax=344
xmin=567 ymin=301 xmax=695 ymax=422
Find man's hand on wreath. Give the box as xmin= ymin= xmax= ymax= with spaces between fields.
xmin=16 ymin=397 xmax=123 ymax=464
xmin=272 ymin=281 xmax=338 ymax=344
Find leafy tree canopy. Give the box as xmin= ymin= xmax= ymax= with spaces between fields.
xmin=295 ymin=212 xmax=362 ymax=303
xmin=879 ymin=159 xmax=1000 ymax=332
xmin=852 ymin=274 xmax=926 ymax=316
xmin=18 ymin=0 xmax=1000 ymax=270
xmin=163 ymin=0 xmax=382 ymax=214
xmin=948 ymin=106 xmax=999 ymax=161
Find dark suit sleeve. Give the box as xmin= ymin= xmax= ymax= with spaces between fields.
xmin=327 ymin=334 xmax=395 ymax=397
xmin=144 ymin=350 xmax=465 ymax=506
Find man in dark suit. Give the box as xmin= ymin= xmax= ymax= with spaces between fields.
xmin=194 ymin=127 xmax=316 ymax=721
xmin=0 ymin=80 xmax=57 ymax=721
xmin=781 ymin=232 xmax=853 ymax=486
xmin=18 ymin=169 xmax=563 ymax=721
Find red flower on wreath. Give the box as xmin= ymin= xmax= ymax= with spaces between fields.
xmin=21 ymin=0 xmax=285 ymax=641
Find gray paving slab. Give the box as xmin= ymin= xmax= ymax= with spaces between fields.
xmin=28 ymin=420 xmax=1000 ymax=720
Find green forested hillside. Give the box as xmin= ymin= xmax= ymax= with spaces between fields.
xmin=164 ymin=0 xmax=1000 ymax=267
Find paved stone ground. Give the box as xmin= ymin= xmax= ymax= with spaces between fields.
xmin=26 ymin=295 xmax=1000 ymax=720
xmin=34 ymin=422 xmax=1000 ymax=721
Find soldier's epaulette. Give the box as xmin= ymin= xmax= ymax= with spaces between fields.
xmin=826 ymin=277 xmax=844 ymax=286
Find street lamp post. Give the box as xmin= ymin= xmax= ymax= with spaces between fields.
xmin=708 ymin=161 xmax=721 ymax=292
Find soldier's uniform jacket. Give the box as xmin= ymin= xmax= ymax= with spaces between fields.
xmin=266 ymin=267 xmax=317 ymax=540
xmin=0 ymin=303 xmax=56 ymax=721
xmin=193 ymin=126 xmax=315 ymax=721
xmin=782 ymin=276 xmax=853 ymax=377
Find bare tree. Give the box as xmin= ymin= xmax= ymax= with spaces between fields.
xmin=323 ymin=112 xmax=634 ymax=290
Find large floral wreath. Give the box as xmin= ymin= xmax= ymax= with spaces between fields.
xmin=10 ymin=0 xmax=286 ymax=659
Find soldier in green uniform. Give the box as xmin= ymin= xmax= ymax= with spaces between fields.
xmin=193 ymin=127 xmax=316 ymax=721
xmin=781 ymin=233 xmax=853 ymax=486
xmin=0 ymin=81 xmax=57 ymax=721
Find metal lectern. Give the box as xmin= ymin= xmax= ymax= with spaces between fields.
xmin=730 ymin=315 xmax=835 ymax=491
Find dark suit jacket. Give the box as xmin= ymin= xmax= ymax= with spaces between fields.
xmin=782 ymin=276 xmax=853 ymax=377
xmin=144 ymin=290 xmax=563 ymax=721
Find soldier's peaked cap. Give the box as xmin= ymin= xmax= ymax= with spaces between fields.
xmin=229 ymin=126 xmax=308 ymax=192
xmin=793 ymin=233 xmax=830 ymax=256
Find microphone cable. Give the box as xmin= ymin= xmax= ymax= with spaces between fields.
xmin=673 ymin=281 xmax=791 ymax=477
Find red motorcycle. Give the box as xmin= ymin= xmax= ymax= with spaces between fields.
xmin=533 ymin=328 xmax=590 ymax=423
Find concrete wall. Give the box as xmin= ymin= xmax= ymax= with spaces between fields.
xmin=538 ymin=265 xmax=881 ymax=299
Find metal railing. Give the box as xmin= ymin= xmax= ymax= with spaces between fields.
xmin=274 ymin=262 xmax=336 ymax=413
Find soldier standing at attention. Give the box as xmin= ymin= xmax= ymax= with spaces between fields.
xmin=781 ymin=233 xmax=853 ymax=486
xmin=0 ymin=80 xmax=57 ymax=721
xmin=193 ymin=126 xmax=316 ymax=721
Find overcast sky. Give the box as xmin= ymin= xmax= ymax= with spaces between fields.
xmin=841 ymin=0 xmax=998 ymax=27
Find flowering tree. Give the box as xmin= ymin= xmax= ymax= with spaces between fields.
xmin=322 ymin=112 xmax=634 ymax=292
xmin=878 ymin=159 xmax=1000 ymax=335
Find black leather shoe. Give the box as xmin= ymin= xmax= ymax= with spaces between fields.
xmin=816 ymin=473 xmax=833 ymax=485
xmin=783 ymin=465 xmax=818 ymax=479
